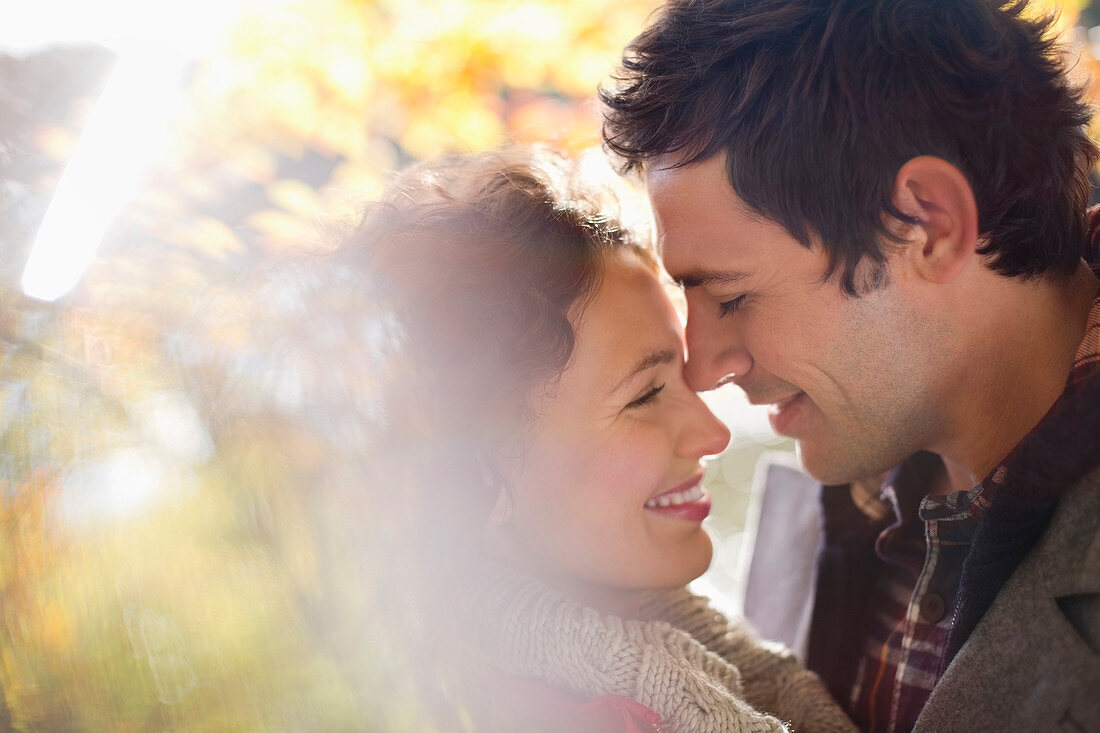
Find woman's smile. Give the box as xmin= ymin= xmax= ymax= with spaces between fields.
xmin=644 ymin=473 xmax=711 ymax=522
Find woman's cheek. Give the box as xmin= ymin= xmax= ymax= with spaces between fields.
xmin=592 ymin=427 xmax=668 ymax=496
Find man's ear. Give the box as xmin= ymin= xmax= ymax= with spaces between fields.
xmin=891 ymin=156 xmax=979 ymax=284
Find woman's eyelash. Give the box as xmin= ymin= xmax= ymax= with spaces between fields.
xmin=627 ymin=384 xmax=665 ymax=408
xmin=718 ymin=295 xmax=747 ymax=316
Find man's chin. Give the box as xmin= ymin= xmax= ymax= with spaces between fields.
xmin=795 ymin=441 xmax=870 ymax=486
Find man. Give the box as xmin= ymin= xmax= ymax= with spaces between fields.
xmin=602 ymin=0 xmax=1100 ymax=731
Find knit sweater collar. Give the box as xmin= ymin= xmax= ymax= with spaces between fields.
xmin=460 ymin=561 xmax=789 ymax=733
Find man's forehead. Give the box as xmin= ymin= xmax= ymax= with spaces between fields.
xmin=646 ymin=155 xmax=764 ymax=224
xmin=647 ymin=150 xmax=697 ymax=172
xmin=644 ymin=153 xmax=711 ymax=195
xmin=655 ymin=219 xmax=756 ymax=287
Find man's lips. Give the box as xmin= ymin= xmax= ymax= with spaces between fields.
xmin=743 ymin=387 xmax=802 ymax=407
xmin=765 ymin=391 xmax=804 ymax=411
xmin=644 ymin=474 xmax=710 ymax=522
xmin=765 ymin=391 xmax=809 ymax=435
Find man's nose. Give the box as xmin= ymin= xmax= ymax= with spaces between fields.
xmin=683 ymin=302 xmax=753 ymax=392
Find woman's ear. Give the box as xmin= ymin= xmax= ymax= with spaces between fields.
xmin=486 ymin=489 xmax=510 ymax=526
xmin=891 ymin=156 xmax=980 ymax=284
xmin=481 ymin=456 xmax=511 ymax=527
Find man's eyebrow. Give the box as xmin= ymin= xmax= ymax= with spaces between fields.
xmin=671 ymin=269 xmax=751 ymax=289
xmin=613 ymin=349 xmax=677 ymax=392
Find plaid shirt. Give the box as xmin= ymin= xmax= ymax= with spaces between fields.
xmin=838 ymin=290 xmax=1100 ymax=733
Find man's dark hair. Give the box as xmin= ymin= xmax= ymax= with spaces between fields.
xmin=601 ymin=0 xmax=1098 ymax=294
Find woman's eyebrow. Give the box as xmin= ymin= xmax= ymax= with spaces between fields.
xmin=612 ymin=349 xmax=676 ymax=392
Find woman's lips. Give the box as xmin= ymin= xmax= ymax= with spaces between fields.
xmin=644 ymin=474 xmax=711 ymax=522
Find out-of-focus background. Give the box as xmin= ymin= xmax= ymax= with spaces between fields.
xmin=0 ymin=0 xmax=1094 ymax=729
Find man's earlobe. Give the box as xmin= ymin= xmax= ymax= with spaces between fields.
xmin=891 ymin=156 xmax=979 ymax=284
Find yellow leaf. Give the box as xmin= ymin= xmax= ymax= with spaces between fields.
xmin=267 ymin=179 xmax=323 ymax=218
xmin=39 ymin=601 xmax=72 ymax=652
xmin=246 ymin=209 xmax=324 ymax=252
xmin=185 ymin=216 xmax=248 ymax=260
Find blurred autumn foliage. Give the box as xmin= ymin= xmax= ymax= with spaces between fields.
xmin=0 ymin=1 xmax=660 ymax=729
xmin=0 ymin=0 xmax=1094 ymax=730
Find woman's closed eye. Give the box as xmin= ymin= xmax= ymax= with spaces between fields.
xmin=626 ymin=384 xmax=665 ymax=408
xmin=717 ymin=295 xmax=747 ymax=317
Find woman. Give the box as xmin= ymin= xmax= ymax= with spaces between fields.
xmin=349 ymin=146 xmax=854 ymax=732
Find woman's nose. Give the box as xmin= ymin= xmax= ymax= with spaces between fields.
xmin=679 ymin=391 xmax=732 ymax=459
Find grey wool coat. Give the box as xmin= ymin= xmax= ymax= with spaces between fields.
xmin=913 ymin=465 xmax=1100 ymax=732
xmin=742 ymin=462 xmax=1100 ymax=732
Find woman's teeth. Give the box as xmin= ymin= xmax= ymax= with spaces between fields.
xmin=645 ymin=483 xmax=704 ymax=509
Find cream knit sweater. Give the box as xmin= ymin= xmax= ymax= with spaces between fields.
xmin=463 ymin=563 xmax=855 ymax=733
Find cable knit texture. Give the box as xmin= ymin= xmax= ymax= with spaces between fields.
xmin=463 ymin=562 xmax=855 ymax=732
